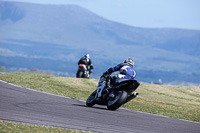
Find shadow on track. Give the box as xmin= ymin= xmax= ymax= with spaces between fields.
xmin=72 ymin=104 xmax=109 ymax=111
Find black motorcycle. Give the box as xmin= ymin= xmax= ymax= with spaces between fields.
xmin=76 ymin=64 xmax=90 ymax=78
xmin=86 ymin=75 xmax=140 ymax=110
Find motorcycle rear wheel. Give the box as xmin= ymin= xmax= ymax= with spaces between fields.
xmin=77 ymin=71 xmax=83 ymax=78
xmin=86 ymin=90 xmax=96 ymax=107
xmin=107 ymin=90 xmax=127 ymax=110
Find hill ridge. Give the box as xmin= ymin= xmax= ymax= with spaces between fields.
xmin=0 ymin=1 xmax=200 ymax=84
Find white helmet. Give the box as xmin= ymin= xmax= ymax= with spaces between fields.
xmin=124 ymin=58 xmax=134 ymax=67
xmin=85 ymin=54 xmax=90 ymax=59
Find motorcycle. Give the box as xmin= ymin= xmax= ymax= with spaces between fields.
xmin=76 ymin=64 xmax=90 ymax=78
xmin=86 ymin=74 xmax=140 ymax=110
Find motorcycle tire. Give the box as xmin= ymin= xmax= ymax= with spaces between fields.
xmin=107 ymin=90 xmax=127 ymax=110
xmin=77 ymin=71 xmax=83 ymax=78
xmin=86 ymin=90 xmax=96 ymax=107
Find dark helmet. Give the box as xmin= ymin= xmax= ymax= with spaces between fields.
xmin=124 ymin=58 xmax=134 ymax=67
xmin=84 ymin=54 xmax=90 ymax=59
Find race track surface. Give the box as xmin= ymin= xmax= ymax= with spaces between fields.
xmin=0 ymin=80 xmax=199 ymax=133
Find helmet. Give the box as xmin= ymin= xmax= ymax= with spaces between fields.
xmin=84 ymin=54 xmax=90 ymax=59
xmin=124 ymin=58 xmax=134 ymax=67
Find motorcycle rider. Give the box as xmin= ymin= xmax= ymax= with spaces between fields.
xmin=78 ymin=54 xmax=93 ymax=74
xmin=104 ymin=58 xmax=136 ymax=80
xmin=97 ymin=58 xmax=136 ymax=98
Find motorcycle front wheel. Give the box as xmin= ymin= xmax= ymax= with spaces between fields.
xmin=107 ymin=90 xmax=127 ymax=110
xmin=86 ymin=90 xmax=96 ymax=107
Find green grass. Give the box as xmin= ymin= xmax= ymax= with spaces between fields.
xmin=0 ymin=72 xmax=199 ymax=132
xmin=0 ymin=120 xmax=88 ymax=133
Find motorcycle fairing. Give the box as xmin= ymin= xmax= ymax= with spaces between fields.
xmin=96 ymin=76 xmax=106 ymax=98
xmin=112 ymin=79 xmax=140 ymax=94
xmin=78 ymin=64 xmax=87 ymax=71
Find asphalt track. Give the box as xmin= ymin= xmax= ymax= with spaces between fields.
xmin=0 ymin=80 xmax=199 ymax=133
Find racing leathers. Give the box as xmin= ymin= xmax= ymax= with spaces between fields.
xmin=97 ymin=63 xmax=136 ymax=98
xmin=78 ymin=57 xmax=93 ymax=74
xmin=105 ymin=63 xmax=136 ymax=81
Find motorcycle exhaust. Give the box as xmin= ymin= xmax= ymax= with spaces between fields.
xmin=126 ymin=92 xmax=139 ymax=103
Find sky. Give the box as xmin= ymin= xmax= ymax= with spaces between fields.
xmin=4 ymin=0 xmax=200 ymax=30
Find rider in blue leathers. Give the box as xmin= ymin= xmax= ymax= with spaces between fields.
xmin=103 ymin=58 xmax=136 ymax=81
xmin=97 ymin=58 xmax=136 ymax=98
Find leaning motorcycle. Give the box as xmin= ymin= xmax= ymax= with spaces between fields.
xmin=86 ymin=75 xmax=140 ymax=110
xmin=76 ymin=64 xmax=90 ymax=78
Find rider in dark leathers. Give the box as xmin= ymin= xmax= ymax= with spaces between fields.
xmin=78 ymin=54 xmax=93 ymax=74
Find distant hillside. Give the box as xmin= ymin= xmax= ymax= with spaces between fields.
xmin=0 ymin=1 xmax=200 ymax=85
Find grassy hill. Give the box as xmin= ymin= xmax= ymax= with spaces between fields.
xmin=0 ymin=72 xmax=199 ymax=122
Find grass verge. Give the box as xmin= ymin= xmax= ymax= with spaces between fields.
xmin=0 ymin=120 xmax=88 ymax=133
